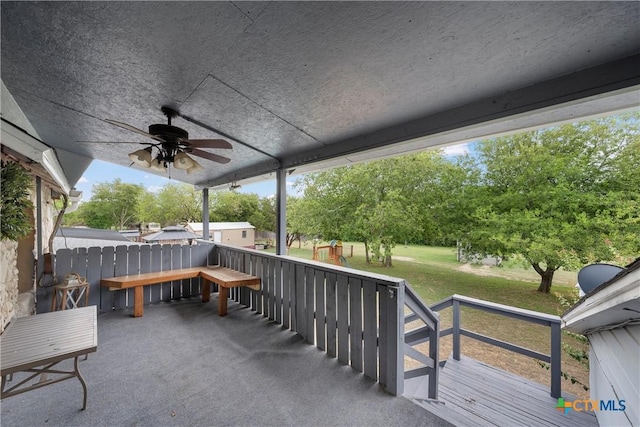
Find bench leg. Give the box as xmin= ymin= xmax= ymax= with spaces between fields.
xmin=133 ymin=286 xmax=144 ymax=317
xmin=218 ymin=286 xmax=229 ymax=316
xmin=202 ymin=280 xmax=210 ymax=303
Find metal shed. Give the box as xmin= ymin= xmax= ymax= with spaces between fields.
xmin=187 ymin=222 xmax=255 ymax=248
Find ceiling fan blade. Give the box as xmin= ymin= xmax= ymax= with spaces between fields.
xmin=78 ymin=141 xmax=152 ymax=144
xmin=187 ymin=139 xmax=233 ymax=149
xmin=104 ymin=119 xmax=165 ymax=142
xmin=190 ymin=149 xmax=231 ymax=164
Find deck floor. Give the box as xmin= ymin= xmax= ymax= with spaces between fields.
xmin=1 ymin=298 xmax=451 ymax=427
xmin=407 ymin=356 xmax=598 ymax=427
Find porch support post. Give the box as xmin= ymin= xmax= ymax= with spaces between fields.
xmin=275 ymin=168 xmax=287 ymax=255
xmin=36 ymin=176 xmax=43 ymax=256
xmin=202 ymin=188 xmax=209 ymax=240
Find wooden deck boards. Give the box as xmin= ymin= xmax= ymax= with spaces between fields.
xmin=410 ymin=356 xmax=598 ymax=427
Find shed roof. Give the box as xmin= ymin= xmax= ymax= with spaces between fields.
xmin=188 ymin=222 xmax=255 ymax=232
xmin=54 ymin=227 xmax=141 ymax=251
xmin=143 ymin=226 xmax=201 ymax=242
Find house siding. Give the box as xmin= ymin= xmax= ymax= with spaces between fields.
xmin=589 ymin=324 xmax=639 ymax=427
xmin=219 ymin=228 xmax=255 ymax=248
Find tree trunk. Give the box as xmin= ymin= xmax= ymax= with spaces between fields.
xmin=384 ymin=255 xmax=393 ymax=268
xmin=364 ymin=240 xmax=370 ymax=264
xmin=533 ymin=263 xmax=555 ymax=293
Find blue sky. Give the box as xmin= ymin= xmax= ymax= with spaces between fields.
xmin=74 ymin=142 xmax=471 ymax=202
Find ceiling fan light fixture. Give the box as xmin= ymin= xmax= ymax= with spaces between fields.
xmin=128 ymin=147 xmax=153 ymax=167
xmin=173 ymin=151 xmax=195 ymax=170
xmin=149 ymin=158 xmax=167 ymax=173
xmin=186 ymin=159 xmax=203 ymax=174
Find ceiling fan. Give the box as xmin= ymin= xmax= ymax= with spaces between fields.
xmin=96 ymin=106 xmax=232 ymax=174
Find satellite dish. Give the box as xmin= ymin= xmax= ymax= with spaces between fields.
xmin=577 ymin=263 xmax=624 ymax=295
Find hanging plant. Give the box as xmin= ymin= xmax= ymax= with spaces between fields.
xmin=1 ymin=160 xmax=34 ymax=241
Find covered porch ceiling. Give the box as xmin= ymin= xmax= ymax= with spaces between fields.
xmin=1 ymin=2 xmax=639 ymax=191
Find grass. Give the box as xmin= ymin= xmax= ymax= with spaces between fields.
xmin=276 ymin=242 xmax=590 ymax=398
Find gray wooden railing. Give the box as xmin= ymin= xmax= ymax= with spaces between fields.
xmin=214 ymin=244 xmax=440 ymax=398
xmin=403 ymin=284 xmax=440 ymax=399
xmin=213 ymin=243 xmax=421 ymax=396
xmin=44 ymin=242 xmax=441 ymax=398
xmin=429 ymin=294 xmax=562 ymax=398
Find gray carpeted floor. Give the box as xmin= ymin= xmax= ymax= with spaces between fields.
xmin=1 ymin=298 xmax=451 ymax=427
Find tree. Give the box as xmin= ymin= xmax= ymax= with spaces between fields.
xmin=297 ymin=154 xmax=450 ymax=266
xmin=155 ymin=183 xmax=202 ymax=225
xmin=208 ymin=191 xmax=276 ymax=234
xmin=81 ymin=179 xmax=144 ymax=229
xmin=136 ymin=190 xmax=161 ymax=226
xmin=458 ymin=115 xmax=640 ymax=293
xmin=285 ymin=196 xmax=307 ymax=249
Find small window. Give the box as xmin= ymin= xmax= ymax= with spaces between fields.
xmin=242 ymin=230 xmax=247 ymax=238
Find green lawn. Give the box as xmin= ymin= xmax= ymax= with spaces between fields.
xmin=274 ymin=242 xmax=590 ymax=398
xmin=283 ymin=242 xmax=576 ymax=314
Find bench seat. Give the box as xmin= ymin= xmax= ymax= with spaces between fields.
xmin=100 ymin=266 xmax=260 ymax=317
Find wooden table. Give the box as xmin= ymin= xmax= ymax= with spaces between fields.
xmin=100 ymin=265 xmax=261 ymax=317
xmin=1 ymin=306 xmax=98 ymax=410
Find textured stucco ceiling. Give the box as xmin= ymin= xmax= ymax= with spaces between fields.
xmin=1 ymin=1 xmax=639 ymax=189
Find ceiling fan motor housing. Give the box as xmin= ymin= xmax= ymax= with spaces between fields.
xmin=148 ymin=124 xmax=189 ymax=142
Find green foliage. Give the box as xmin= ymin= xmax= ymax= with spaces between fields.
xmin=297 ymin=152 xmax=460 ymax=266
xmin=155 ymin=183 xmax=202 ymax=225
xmin=553 ymin=288 xmax=590 ymax=372
xmin=61 ymin=178 xmax=279 ymax=231
xmin=456 ymin=115 xmax=640 ymax=292
xmin=209 ymin=191 xmax=275 ymax=232
xmin=80 ymin=179 xmax=145 ymax=229
xmin=0 ymin=161 xmax=34 ymax=241
xmin=537 ymin=361 xmax=589 ymax=391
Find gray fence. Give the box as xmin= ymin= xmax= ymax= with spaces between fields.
xmin=42 ymin=242 xmax=440 ymax=397
xmin=38 ymin=243 xmax=213 ymax=314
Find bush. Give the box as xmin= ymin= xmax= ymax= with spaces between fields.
xmin=1 ymin=161 xmax=33 ymax=241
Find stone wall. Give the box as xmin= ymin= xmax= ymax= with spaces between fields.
xmin=0 ymin=240 xmax=19 ymax=332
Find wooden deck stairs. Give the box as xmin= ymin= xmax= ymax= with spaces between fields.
xmin=405 ymin=355 xmax=598 ymax=427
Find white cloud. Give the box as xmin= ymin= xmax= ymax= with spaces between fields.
xmin=442 ymin=143 xmax=470 ymax=156
xmin=77 ymin=176 xmax=89 ymax=183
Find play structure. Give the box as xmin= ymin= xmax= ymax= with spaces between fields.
xmin=312 ymin=240 xmax=350 ymax=267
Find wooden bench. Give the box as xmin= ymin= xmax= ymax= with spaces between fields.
xmin=100 ymin=266 xmax=261 ymax=317
xmin=1 ymin=306 xmax=97 ymax=410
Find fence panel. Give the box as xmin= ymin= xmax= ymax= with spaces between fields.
xmin=86 ymin=247 xmax=102 ymax=307
xmin=54 ymin=243 xmax=435 ymax=396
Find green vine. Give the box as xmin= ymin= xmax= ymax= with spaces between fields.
xmin=535 ymin=289 xmax=590 ymax=391
xmin=1 ymin=160 xmax=34 ymax=241
xmin=537 ymin=361 xmax=589 ymax=391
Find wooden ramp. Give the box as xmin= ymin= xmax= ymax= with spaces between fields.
xmin=407 ymin=356 xmax=598 ymax=427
